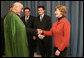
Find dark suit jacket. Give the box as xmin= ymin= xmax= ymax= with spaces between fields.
xmin=34 ymin=14 xmax=52 ymax=39
xmin=21 ymin=15 xmax=37 ymax=35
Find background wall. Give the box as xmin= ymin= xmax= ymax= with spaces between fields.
xmin=1 ymin=1 xmax=83 ymax=57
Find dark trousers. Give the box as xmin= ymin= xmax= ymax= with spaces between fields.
xmin=27 ymin=34 xmax=36 ymax=57
xmin=54 ymin=47 xmax=67 ymax=57
xmin=38 ymin=37 xmax=52 ymax=57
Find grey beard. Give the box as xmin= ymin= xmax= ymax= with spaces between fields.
xmin=17 ymin=13 xmax=20 ymax=16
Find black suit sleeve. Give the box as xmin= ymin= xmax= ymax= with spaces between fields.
xmin=25 ymin=16 xmax=38 ymax=36
xmin=26 ymin=27 xmax=38 ymax=36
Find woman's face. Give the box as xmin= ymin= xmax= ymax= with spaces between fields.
xmin=55 ymin=9 xmax=62 ymax=18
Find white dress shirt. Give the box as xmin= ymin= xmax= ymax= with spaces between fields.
xmin=40 ymin=14 xmax=44 ymax=21
xmin=25 ymin=16 xmax=29 ymax=22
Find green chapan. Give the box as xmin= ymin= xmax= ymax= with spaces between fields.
xmin=4 ymin=11 xmax=29 ymax=57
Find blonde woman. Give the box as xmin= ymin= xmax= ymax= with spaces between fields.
xmin=39 ymin=5 xmax=71 ymax=57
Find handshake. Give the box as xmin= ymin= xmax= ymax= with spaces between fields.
xmin=37 ymin=29 xmax=45 ymax=40
xmin=33 ymin=29 xmax=45 ymax=40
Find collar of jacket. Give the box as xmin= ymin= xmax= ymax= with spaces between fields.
xmin=57 ymin=16 xmax=66 ymax=24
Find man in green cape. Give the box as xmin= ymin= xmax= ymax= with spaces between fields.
xmin=4 ymin=2 xmax=29 ymax=57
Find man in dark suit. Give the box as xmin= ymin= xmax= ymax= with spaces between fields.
xmin=34 ymin=6 xmax=52 ymax=57
xmin=21 ymin=7 xmax=38 ymax=57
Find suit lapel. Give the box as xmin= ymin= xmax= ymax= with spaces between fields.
xmin=38 ymin=16 xmax=41 ymax=22
xmin=39 ymin=15 xmax=45 ymax=22
xmin=22 ymin=16 xmax=25 ymax=24
xmin=41 ymin=15 xmax=45 ymax=22
xmin=28 ymin=15 xmax=30 ymax=21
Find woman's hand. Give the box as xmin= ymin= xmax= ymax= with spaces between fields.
xmin=38 ymin=34 xmax=45 ymax=40
xmin=55 ymin=50 xmax=61 ymax=56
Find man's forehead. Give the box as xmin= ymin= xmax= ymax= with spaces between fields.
xmin=25 ymin=9 xmax=30 ymax=11
xmin=38 ymin=8 xmax=44 ymax=10
xmin=13 ymin=2 xmax=23 ymax=7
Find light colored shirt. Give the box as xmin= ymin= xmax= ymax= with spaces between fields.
xmin=25 ymin=16 xmax=29 ymax=22
xmin=40 ymin=14 xmax=44 ymax=21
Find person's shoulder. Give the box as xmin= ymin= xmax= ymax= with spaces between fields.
xmin=8 ymin=11 xmax=17 ymax=18
xmin=36 ymin=15 xmax=40 ymax=19
xmin=10 ymin=11 xmax=15 ymax=15
xmin=4 ymin=11 xmax=14 ymax=20
xmin=30 ymin=15 xmax=36 ymax=18
xmin=44 ymin=15 xmax=51 ymax=20
xmin=63 ymin=17 xmax=70 ymax=25
xmin=44 ymin=14 xmax=51 ymax=18
xmin=52 ymin=21 xmax=57 ymax=27
xmin=64 ymin=17 xmax=69 ymax=22
xmin=37 ymin=15 xmax=40 ymax=17
xmin=5 ymin=11 xmax=13 ymax=18
xmin=30 ymin=15 xmax=37 ymax=20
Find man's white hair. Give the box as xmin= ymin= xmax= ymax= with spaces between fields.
xmin=11 ymin=2 xmax=23 ymax=15
xmin=12 ymin=2 xmax=23 ymax=7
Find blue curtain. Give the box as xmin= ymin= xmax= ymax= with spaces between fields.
xmin=1 ymin=1 xmax=83 ymax=57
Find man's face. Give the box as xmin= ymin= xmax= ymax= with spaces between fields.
xmin=38 ymin=8 xmax=44 ymax=16
xmin=25 ymin=9 xmax=30 ymax=16
xmin=16 ymin=5 xmax=23 ymax=15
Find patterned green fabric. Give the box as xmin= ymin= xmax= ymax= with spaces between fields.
xmin=4 ymin=11 xmax=29 ymax=57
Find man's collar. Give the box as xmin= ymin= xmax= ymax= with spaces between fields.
xmin=40 ymin=14 xmax=44 ymax=17
xmin=25 ymin=15 xmax=29 ymax=17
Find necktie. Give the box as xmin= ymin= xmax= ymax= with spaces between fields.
xmin=25 ymin=16 xmax=28 ymax=23
xmin=40 ymin=16 xmax=42 ymax=21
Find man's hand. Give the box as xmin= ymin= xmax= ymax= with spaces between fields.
xmin=33 ymin=36 xmax=36 ymax=40
xmin=55 ymin=50 xmax=61 ymax=56
xmin=38 ymin=34 xmax=45 ymax=40
xmin=37 ymin=29 xmax=43 ymax=35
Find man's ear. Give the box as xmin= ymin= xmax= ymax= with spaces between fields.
xmin=14 ymin=6 xmax=17 ymax=11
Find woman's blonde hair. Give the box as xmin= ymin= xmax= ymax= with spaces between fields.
xmin=55 ymin=5 xmax=67 ymax=16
